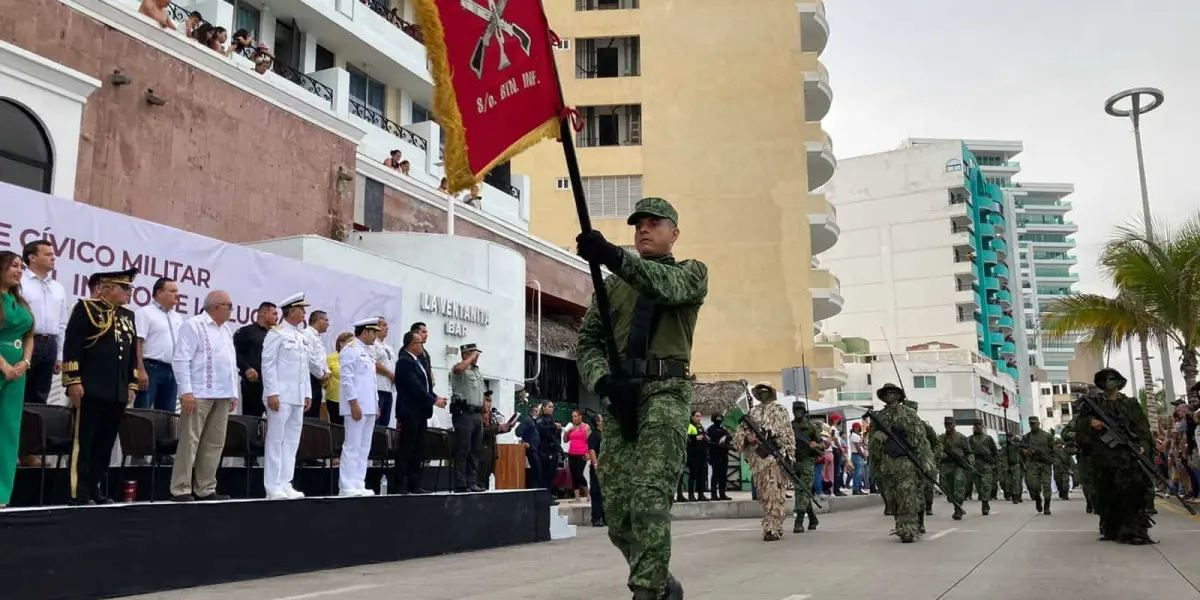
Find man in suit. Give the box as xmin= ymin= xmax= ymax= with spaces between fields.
xmin=393 ymin=330 xmax=446 ymax=494
xmin=408 ymin=322 xmax=435 ymax=394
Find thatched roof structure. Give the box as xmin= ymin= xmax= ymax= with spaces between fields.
xmin=525 ymin=315 xmax=581 ymax=358
xmin=691 ymin=380 xmax=748 ymax=416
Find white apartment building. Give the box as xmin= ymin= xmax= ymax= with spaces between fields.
xmin=821 ymin=139 xmax=1035 ymax=424
xmin=831 ymin=345 xmax=1022 ymax=440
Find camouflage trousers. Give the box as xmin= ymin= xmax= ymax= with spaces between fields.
xmin=973 ymin=464 xmax=994 ymax=501
xmin=879 ymin=459 xmax=924 ymax=540
xmin=751 ymin=460 xmax=787 ymax=536
xmin=598 ymin=391 xmax=688 ymax=597
xmin=792 ymin=459 xmax=816 ymax=518
xmin=1009 ymin=464 xmax=1024 ymax=498
xmin=1024 ymin=461 xmax=1052 ymax=501
xmin=938 ymin=462 xmax=967 ymax=505
xmin=1053 ymin=465 xmax=1071 ymax=497
xmin=1076 ymin=457 xmax=1095 ymax=505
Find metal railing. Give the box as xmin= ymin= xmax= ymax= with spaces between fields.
xmin=348 ymin=98 xmax=429 ymax=151
xmin=362 ymin=0 xmax=425 ymax=44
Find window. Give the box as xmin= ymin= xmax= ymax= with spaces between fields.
xmin=315 ymin=45 xmax=336 ymax=71
xmin=576 ymin=37 xmax=640 ymax=78
xmin=363 ymin=177 xmax=384 ymax=231
xmin=1046 ymin=407 xmax=1053 ymax=419
xmin=1061 ymin=403 xmax=1071 ymax=416
xmin=348 ymin=65 xmax=387 ymax=119
xmin=555 ymin=177 xmax=570 ymax=190
xmin=579 ymin=104 xmax=641 ymax=147
xmin=274 ymin=20 xmax=299 ymax=70
xmin=582 ymin=175 xmax=643 ymax=219
xmin=866 ymin=374 xmax=872 ymax=386
xmin=945 ymin=159 xmax=962 ymax=173
xmin=412 ymin=103 xmax=433 ymax=124
xmin=913 ymin=375 xmax=937 ymax=389
xmin=0 ymin=99 xmax=53 ymax=194
xmin=553 ymin=38 xmax=571 ymax=51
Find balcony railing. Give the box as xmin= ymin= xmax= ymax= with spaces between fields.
xmin=349 ymin=98 xmax=429 ymax=151
xmin=577 ymin=0 xmax=639 ymax=9
xmin=361 ymin=0 xmax=425 ymax=44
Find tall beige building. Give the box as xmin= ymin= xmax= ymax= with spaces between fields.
xmin=514 ymin=1 xmax=841 ymax=392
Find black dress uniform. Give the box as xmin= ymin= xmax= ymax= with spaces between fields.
xmin=63 ymin=268 xmax=139 ymax=505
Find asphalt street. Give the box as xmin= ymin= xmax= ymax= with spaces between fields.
xmin=120 ymin=494 xmax=1200 ymax=600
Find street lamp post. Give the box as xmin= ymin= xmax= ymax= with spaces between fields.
xmin=1104 ymin=87 xmax=1175 ymax=410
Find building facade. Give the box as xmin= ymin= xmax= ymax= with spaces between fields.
xmin=0 ymin=0 xmax=599 ymax=403
xmin=513 ymin=1 xmax=841 ymax=391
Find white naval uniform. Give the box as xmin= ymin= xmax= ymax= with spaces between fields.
xmin=261 ymin=321 xmax=313 ymax=496
xmin=301 ymin=325 xmax=330 ymax=379
xmin=338 ymin=339 xmax=379 ymax=494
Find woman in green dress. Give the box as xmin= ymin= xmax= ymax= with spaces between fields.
xmin=0 ymin=250 xmax=34 ymax=507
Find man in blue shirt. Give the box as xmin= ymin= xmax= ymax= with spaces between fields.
xmin=515 ymin=402 xmax=543 ymax=494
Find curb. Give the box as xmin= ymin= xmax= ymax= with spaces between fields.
xmin=558 ymin=493 xmax=883 ymax=526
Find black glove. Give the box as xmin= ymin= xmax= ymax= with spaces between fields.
xmin=597 ymin=374 xmax=641 ymax=441
xmin=576 ymin=230 xmax=624 ymax=272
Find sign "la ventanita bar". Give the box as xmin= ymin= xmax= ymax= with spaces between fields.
xmin=420 ymin=293 xmax=490 ymax=337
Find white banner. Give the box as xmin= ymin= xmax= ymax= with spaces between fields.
xmin=0 ymin=182 xmax=404 ymax=352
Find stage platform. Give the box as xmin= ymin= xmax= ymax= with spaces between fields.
xmin=0 ymin=489 xmax=552 ymax=600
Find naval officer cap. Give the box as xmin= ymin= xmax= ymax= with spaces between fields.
xmin=279 ymin=293 xmax=309 ymax=310
xmin=460 ymin=343 xmax=481 ymax=354
xmin=93 ymin=268 xmax=139 ymax=287
xmin=352 ymin=317 xmax=383 ymax=331
xmin=626 ymin=197 xmax=679 ymax=226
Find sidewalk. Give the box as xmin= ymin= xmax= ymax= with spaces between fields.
xmin=555 ymin=490 xmax=883 ymax=526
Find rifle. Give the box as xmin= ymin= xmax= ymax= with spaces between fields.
xmin=864 ymin=409 xmax=948 ymax=498
xmin=944 ymin=444 xmax=983 ymax=477
xmin=725 ymin=381 xmax=823 ymax=509
xmin=1075 ymin=392 xmax=1196 ymax=516
xmin=1014 ymin=439 xmax=1054 ymax=465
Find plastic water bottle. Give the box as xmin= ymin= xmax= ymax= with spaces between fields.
xmin=380 ymin=475 xmax=388 ymax=496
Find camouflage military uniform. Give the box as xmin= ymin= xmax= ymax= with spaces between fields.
xmin=903 ymin=400 xmax=939 ymax=517
xmin=868 ymin=384 xmax=933 ymax=542
xmin=967 ymin=420 xmax=999 ymax=515
xmin=576 ymin=198 xmax=707 ymax=599
xmin=1022 ymin=416 xmax=1055 ymax=515
xmin=1073 ymin=368 xmax=1154 ymax=544
xmin=938 ymin=418 xmax=970 ymax=519
xmin=1051 ymin=438 xmax=1074 ymax=500
xmin=1004 ymin=433 xmax=1025 ymax=503
xmin=733 ymin=384 xmax=796 ymax=540
xmin=1061 ymin=422 xmax=1093 ymax=512
xmin=790 ymin=401 xmax=824 ymax=533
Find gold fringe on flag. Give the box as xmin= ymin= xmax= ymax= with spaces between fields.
xmin=414 ymin=0 xmax=561 ymax=195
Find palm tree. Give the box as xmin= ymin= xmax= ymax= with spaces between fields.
xmin=1041 ymin=214 xmax=1200 ymax=428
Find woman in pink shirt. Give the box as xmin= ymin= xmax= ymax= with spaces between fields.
xmin=563 ymin=410 xmax=592 ymax=501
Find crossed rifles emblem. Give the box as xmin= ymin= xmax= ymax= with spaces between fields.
xmin=461 ymin=0 xmax=532 ymax=80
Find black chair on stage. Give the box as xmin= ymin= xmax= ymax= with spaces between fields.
xmin=423 ymin=428 xmax=454 ymax=492
xmin=221 ymin=414 xmax=265 ymax=497
xmin=368 ymin=426 xmax=398 ymax=492
xmin=18 ymin=405 xmax=74 ymax=506
xmin=297 ymin=418 xmax=344 ymax=495
xmin=119 ymin=409 xmax=180 ymax=502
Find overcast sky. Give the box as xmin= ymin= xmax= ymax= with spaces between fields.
xmin=820 ymin=0 xmax=1200 ymax=392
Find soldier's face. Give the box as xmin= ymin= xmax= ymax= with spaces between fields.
xmin=973 ymin=424 xmax=983 ymax=434
xmin=883 ymin=391 xmax=901 ymax=404
xmin=945 ymin=422 xmax=955 ymax=432
xmin=103 ymin=283 xmax=132 ymax=306
xmin=1103 ymin=375 xmax=1126 ymax=392
xmin=1029 ymin=421 xmax=1040 ymax=431
xmin=632 ymin=217 xmax=679 ymax=258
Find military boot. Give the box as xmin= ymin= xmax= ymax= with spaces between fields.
xmin=981 ymin=500 xmax=990 ymax=516
xmin=925 ymin=504 xmax=934 ymax=517
xmin=918 ymin=511 xmax=927 ymax=534
xmin=952 ymin=504 xmax=965 ymax=521
xmin=633 ymin=574 xmax=684 ymax=600
xmin=1042 ymin=497 xmax=1051 ymax=515
xmin=807 ymin=506 xmax=820 ymax=530
xmin=793 ymin=517 xmax=805 ymax=534
xmin=1085 ymin=498 xmax=1093 ymax=514
xmin=1034 ymin=495 xmax=1043 ymax=514
xmin=763 ymin=531 xmax=781 ymax=542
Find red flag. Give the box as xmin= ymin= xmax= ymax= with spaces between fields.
xmin=415 ymin=0 xmax=564 ymax=193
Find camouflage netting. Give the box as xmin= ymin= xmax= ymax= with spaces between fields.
xmin=525 ymin=315 xmax=582 ymax=358
xmin=692 ymin=380 xmax=748 ymax=416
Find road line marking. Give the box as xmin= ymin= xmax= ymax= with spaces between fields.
xmin=929 ymin=528 xmax=959 ymax=540
xmin=675 ymin=526 xmax=758 ymax=538
xmin=271 ymin=585 xmax=385 ymax=600
xmin=781 ymin=595 xmax=812 ymax=600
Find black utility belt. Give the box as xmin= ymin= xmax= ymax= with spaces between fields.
xmin=621 ymin=358 xmax=689 ymax=379
xmin=450 ymin=401 xmax=483 ymax=414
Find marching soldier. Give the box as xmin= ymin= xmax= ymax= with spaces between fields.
xmin=575 ymin=197 xmax=705 ymax=600
xmin=967 ymin=419 xmax=999 ymax=516
xmin=63 ymin=268 xmax=139 ymax=505
xmin=1005 ymin=432 xmax=1025 ymax=503
xmin=791 ymin=400 xmax=823 ymax=533
xmin=867 ymin=384 xmax=932 ymax=543
xmin=733 ymin=382 xmax=796 ymax=541
xmin=261 ymin=293 xmax=313 ymax=500
xmin=904 ymin=400 xmax=940 ymax=518
xmin=1022 ymin=416 xmax=1055 ymax=515
xmin=1052 ymin=437 xmax=1073 ymax=500
xmin=938 ymin=416 xmax=970 ymax=520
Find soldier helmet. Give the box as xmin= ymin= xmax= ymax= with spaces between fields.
xmin=751 ymin=381 xmax=776 ymax=402
xmin=1093 ymin=367 xmax=1127 ymax=389
xmin=791 ymin=400 xmax=808 ymax=414
xmin=972 ymin=419 xmax=983 ymax=426
xmin=875 ymin=383 xmax=905 ymax=401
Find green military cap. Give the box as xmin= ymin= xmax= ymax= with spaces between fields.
xmin=943 ymin=416 xmax=955 ymax=424
xmin=1028 ymin=416 xmax=1040 ymax=423
xmin=791 ymin=400 xmax=808 ymax=412
xmin=626 ymin=197 xmax=678 ymax=226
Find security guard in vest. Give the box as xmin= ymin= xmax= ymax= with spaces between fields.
xmin=450 ymin=342 xmax=487 ymax=493
xmin=63 ymin=268 xmax=140 ymax=505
